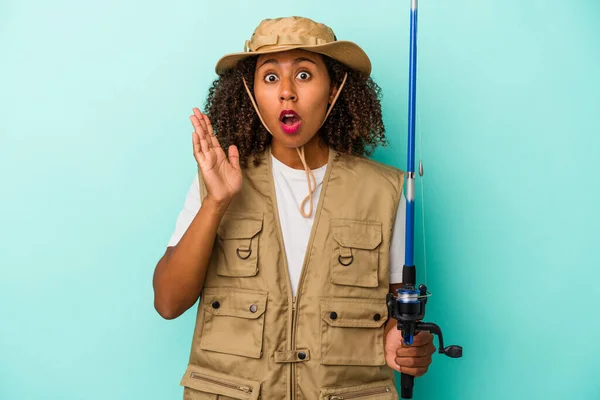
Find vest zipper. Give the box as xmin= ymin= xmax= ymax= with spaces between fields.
xmin=290 ymin=149 xmax=335 ymax=400
xmin=291 ymin=295 xmax=297 ymax=400
xmin=189 ymin=372 xmax=253 ymax=394
xmin=327 ymin=386 xmax=391 ymax=399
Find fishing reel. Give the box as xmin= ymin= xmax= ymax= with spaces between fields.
xmin=386 ymin=283 xmax=463 ymax=399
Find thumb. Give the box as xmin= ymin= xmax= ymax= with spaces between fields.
xmin=228 ymin=145 xmax=240 ymax=169
xmin=385 ymin=327 xmax=404 ymax=371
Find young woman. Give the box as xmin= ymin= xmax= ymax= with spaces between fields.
xmin=153 ymin=16 xmax=435 ymax=400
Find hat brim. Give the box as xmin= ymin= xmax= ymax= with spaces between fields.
xmin=214 ymin=40 xmax=372 ymax=77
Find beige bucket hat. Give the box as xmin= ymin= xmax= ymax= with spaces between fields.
xmin=215 ymin=16 xmax=372 ymax=76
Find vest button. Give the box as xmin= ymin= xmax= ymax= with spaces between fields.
xmin=373 ymin=313 xmax=381 ymax=321
xmin=211 ymin=301 xmax=220 ymax=309
xmin=330 ymin=311 xmax=338 ymax=320
xmin=298 ymin=351 xmax=307 ymax=360
xmin=249 ymin=304 xmax=258 ymax=313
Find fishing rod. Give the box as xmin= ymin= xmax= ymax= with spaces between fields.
xmin=386 ymin=1 xmax=463 ymax=398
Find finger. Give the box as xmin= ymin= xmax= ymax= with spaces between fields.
xmin=395 ymin=355 xmax=432 ymax=369
xmin=412 ymin=331 xmax=434 ymax=346
xmin=195 ymin=110 xmax=213 ymax=148
xmin=228 ymin=145 xmax=240 ymax=170
xmin=398 ymin=365 xmax=429 ymax=378
xmin=396 ymin=343 xmax=436 ymax=358
xmin=190 ymin=117 xmax=208 ymax=151
xmin=192 ymin=109 xmax=212 ymax=148
xmin=190 ymin=114 xmax=211 ymax=155
xmin=202 ymin=114 xmax=222 ymax=150
xmin=192 ymin=131 xmax=204 ymax=161
xmin=396 ymin=345 xmax=427 ymax=358
xmin=190 ymin=113 xmax=206 ymax=138
xmin=192 ymin=107 xmax=204 ymax=127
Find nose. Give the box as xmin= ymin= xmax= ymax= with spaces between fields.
xmin=279 ymin=78 xmax=297 ymax=102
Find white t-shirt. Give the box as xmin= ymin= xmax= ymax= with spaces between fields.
xmin=168 ymin=154 xmax=406 ymax=295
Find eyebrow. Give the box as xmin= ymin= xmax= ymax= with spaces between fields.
xmin=259 ymin=57 xmax=317 ymax=68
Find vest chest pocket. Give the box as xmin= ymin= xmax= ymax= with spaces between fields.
xmin=330 ymin=219 xmax=382 ymax=288
xmin=319 ymin=297 xmax=388 ymax=366
xmin=215 ymin=211 xmax=263 ymax=278
xmin=199 ymin=288 xmax=268 ymax=359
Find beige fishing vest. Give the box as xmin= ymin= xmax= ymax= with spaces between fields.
xmin=180 ymin=147 xmax=404 ymax=400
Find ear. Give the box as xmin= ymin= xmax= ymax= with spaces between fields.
xmin=329 ymin=84 xmax=339 ymax=104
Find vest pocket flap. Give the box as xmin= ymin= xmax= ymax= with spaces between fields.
xmin=320 ymin=297 xmax=388 ymax=328
xmin=202 ymin=288 xmax=267 ymax=320
xmin=217 ymin=215 xmax=263 ymax=240
xmin=330 ymin=219 xmax=382 ymax=250
xmin=180 ymin=363 xmax=261 ymax=400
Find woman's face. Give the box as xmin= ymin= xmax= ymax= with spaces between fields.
xmin=254 ymin=49 xmax=336 ymax=148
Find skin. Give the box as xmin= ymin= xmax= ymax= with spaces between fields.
xmin=152 ymin=49 xmax=434 ymax=377
xmin=252 ymin=49 xmax=336 ymax=170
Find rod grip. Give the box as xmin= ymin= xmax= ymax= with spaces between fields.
xmin=402 ymin=265 xmax=416 ymax=286
xmin=401 ymin=372 xmax=414 ymax=399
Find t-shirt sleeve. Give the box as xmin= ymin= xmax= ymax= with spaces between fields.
xmin=389 ymin=193 xmax=406 ymax=284
xmin=167 ymin=174 xmax=202 ymax=247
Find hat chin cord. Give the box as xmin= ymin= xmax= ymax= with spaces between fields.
xmin=242 ymin=72 xmax=348 ymax=218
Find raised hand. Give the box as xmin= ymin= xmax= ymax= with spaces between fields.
xmin=190 ymin=107 xmax=242 ymax=206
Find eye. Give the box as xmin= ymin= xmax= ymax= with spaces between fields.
xmin=264 ymin=73 xmax=278 ymax=83
xmin=296 ymin=71 xmax=311 ymax=80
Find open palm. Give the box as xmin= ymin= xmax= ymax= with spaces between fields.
xmin=190 ymin=108 xmax=242 ymax=204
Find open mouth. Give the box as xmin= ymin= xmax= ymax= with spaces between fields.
xmin=280 ymin=110 xmax=302 ymax=134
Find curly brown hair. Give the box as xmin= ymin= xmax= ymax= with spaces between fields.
xmin=204 ymin=54 xmax=388 ymax=168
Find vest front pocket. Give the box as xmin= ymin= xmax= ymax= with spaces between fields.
xmin=180 ymin=362 xmax=261 ymax=400
xmin=319 ymin=379 xmax=397 ymax=400
xmin=215 ymin=211 xmax=263 ymax=278
xmin=199 ymin=288 xmax=267 ymax=359
xmin=319 ymin=297 xmax=388 ymax=366
xmin=330 ymin=219 xmax=382 ymax=288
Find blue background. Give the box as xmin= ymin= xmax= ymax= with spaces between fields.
xmin=1 ymin=0 xmax=599 ymax=399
